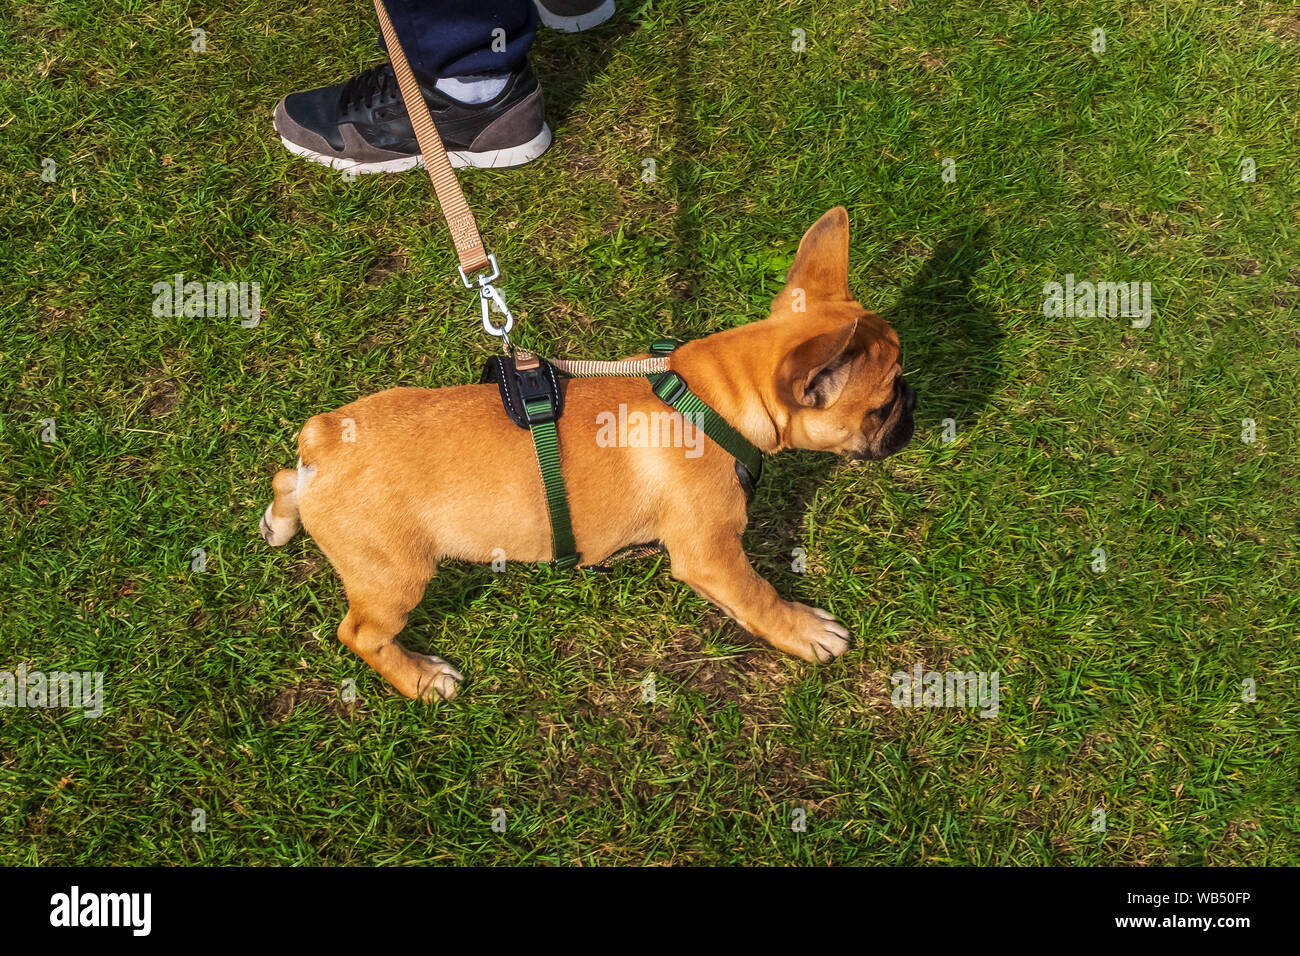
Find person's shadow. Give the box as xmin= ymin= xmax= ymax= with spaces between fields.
xmin=530 ymin=11 xmax=640 ymax=131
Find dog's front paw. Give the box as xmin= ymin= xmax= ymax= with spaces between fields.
xmin=785 ymin=603 xmax=851 ymax=663
xmin=411 ymin=654 xmax=464 ymax=701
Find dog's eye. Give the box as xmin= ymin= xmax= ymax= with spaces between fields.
xmin=870 ymin=396 xmax=896 ymax=418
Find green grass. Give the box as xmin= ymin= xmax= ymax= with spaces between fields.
xmin=1 ymin=0 xmax=1298 ymax=865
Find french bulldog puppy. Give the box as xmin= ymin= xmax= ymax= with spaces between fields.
xmin=262 ymin=207 xmax=915 ymax=700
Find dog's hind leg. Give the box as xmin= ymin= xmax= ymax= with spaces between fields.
xmin=335 ymin=563 xmax=462 ymax=701
xmin=260 ymin=463 xmax=309 ymax=546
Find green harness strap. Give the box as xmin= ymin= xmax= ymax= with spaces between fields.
xmin=523 ymin=397 xmax=580 ymax=571
xmin=527 ymin=338 xmax=764 ymax=571
xmin=645 ymin=372 xmax=765 ymax=480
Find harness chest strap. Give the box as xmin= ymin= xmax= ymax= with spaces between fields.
xmin=526 ymin=407 xmax=580 ymax=570
xmin=645 ymin=371 xmax=765 ymax=481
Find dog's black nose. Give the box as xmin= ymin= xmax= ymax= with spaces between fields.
xmin=897 ymin=377 xmax=917 ymax=413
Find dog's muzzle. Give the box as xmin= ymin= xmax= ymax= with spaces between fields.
xmin=854 ymin=376 xmax=916 ymax=460
xmin=881 ymin=377 xmax=916 ymax=456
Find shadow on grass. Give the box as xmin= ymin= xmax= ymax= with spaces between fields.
xmin=883 ymin=226 xmax=1002 ymax=430
xmin=415 ymin=561 xmax=500 ymax=624
xmin=666 ymin=1 xmax=707 ymax=328
xmin=753 ymin=231 xmax=1002 ymax=583
xmin=530 ymin=10 xmax=640 ymax=131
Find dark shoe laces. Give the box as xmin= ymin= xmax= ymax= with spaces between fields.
xmin=339 ymin=63 xmax=400 ymax=112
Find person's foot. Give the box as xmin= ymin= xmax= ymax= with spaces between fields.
xmin=273 ymin=61 xmax=550 ymax=173
xmin=533 ymin=0 xmax=615 ymax=32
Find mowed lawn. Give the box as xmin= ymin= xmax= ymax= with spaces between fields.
xmin=1 ymin=0 xmax=1297 ymax=865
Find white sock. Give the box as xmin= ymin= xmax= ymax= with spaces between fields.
xmin=434 ymin=73 xmax=510 ymax=104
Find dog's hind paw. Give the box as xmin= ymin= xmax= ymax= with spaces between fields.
xmin=259 ymin=503 xmax=295 ymax=547
xmin=413 ymin=655 xmax=464 ymax=702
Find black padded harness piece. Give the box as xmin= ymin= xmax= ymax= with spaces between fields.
xmin=480 ymin=354 xmax=565 ymax=430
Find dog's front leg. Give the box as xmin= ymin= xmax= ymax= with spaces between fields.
xmin=666 ymin=529 xmax=850 ymax=663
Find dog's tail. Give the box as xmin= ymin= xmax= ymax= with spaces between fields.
xmin=259 ymin=463 xmax=305 ymax=546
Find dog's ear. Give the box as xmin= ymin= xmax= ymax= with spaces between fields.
xmin=779 ymin=318 xmax=860 ymax=408
xmin=774 ymin=206 xmax=853 ymax=308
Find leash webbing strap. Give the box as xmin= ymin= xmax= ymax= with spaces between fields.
xmin=544 ymin=355 xmax=670 ymax=377
xmin=373 ymin=0 xmax=492 ymax=277
xmin=524 ymin=401 xmax=580 ymax=570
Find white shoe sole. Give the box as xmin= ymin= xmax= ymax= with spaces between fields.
xmin=534 ymin=0 xmax=615 ymax=32
xmin=279 ymin=122 xmax=552 ymax=174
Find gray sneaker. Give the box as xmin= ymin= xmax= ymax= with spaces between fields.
xmin=273 ymin=61 xmax=551 ymax=174
xmin=533 ymin=0 xmax=615 ymax=32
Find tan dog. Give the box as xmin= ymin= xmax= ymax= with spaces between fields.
xmin=261 ymin=207 xmax=915 ymax=701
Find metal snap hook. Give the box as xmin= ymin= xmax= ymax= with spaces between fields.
xmin=479 ymin=281 xmax=513 ymax=338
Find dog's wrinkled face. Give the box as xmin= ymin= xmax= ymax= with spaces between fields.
xmin=769 ymin=207 xmax=915 ymax=461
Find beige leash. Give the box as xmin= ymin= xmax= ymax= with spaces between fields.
xmin=373 ymin=4 xmax=682 ymax=570
xmin=374 ymin=0 xmax=672 ymax=379
xmin=374 ymin=0 xmax=514 ymax=341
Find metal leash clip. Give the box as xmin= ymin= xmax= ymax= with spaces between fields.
xmin=459 ymin=253 xmax=513 ymax=347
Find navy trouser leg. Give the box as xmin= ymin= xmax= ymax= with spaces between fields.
xmin=377 ymin=0 xmax=538 ymax=80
